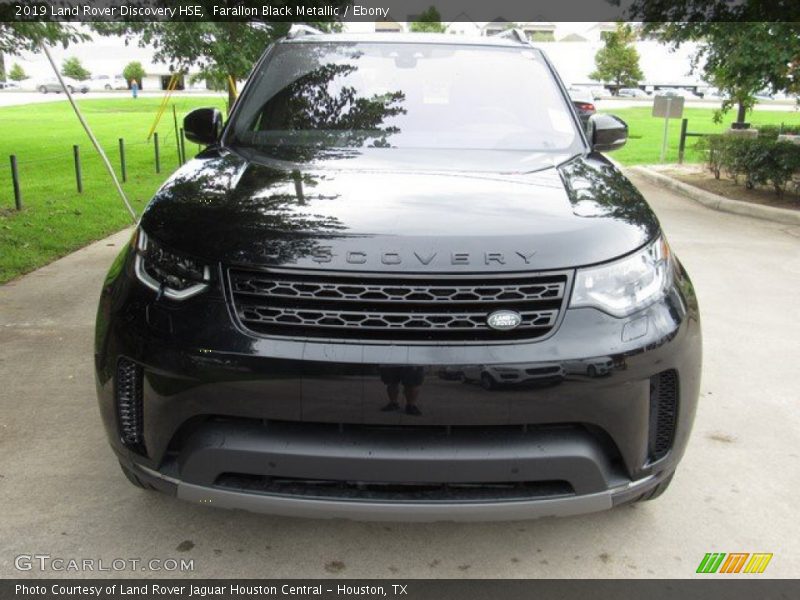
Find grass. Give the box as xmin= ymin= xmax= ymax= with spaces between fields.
xmin=609 ymin=106 xmax=800 ymax=165
xmin=1 ymin=99 xmax=799 ymax=283
xmin=0 ymin=96 xmax=225 ymax=282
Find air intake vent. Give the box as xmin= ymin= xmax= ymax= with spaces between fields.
xmin=648 ymin=369 xmax=678 ymax=462
xmin=116 ymin=358 xmax=145 ymax=455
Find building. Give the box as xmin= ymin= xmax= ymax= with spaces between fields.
xmin=9 ymin=27 xmax=206 ymax=91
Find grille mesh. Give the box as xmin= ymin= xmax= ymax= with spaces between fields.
xmin=228 ymin=269 xmax=570 ymax=342
xmin=648 ymin=370 xmax=678 ymax=462
xmin=215 ymin=474 xmax=574 ymax=502
xmin=116 ymin=358 xmax=145 ymax=454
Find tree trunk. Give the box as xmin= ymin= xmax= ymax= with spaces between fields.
xmin=0 ymin=53 xmax=5 ymax=80
xmin=736 ymin=101 xmax=747 ymax=126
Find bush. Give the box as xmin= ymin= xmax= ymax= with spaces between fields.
xmin=697 ymin=133 xmax=800 ymax=195
xmin=756 ymin=124 xmax=800 ymax=139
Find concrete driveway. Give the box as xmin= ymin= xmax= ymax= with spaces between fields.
xmin=1 ymin=173 xmax=798 ymax=578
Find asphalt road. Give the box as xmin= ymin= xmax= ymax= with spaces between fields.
xmin=0 ymin=173 xmax=798 ymax=578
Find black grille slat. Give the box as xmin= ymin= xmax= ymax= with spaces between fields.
xmin=231 ymin=277 xmax=566 ymax=304
xmin=648 ymin=370 xmax=678 ymax=462
xmin=115 ymin=358 xmax=146 ymax=455
xmin=228 ymin=268 xmax=570 ymax=342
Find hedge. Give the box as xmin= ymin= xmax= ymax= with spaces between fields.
xmin=696 ymin=129 xmax=800 ymax=196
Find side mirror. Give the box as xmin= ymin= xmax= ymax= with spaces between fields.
xmin=183 ymin=108 xmax=223 ymax=145
xmin=588 ymin=113 xmax=628 ymax=152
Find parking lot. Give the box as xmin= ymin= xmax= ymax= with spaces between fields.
xmin=0 ymin=173 xmax=798 ymax=578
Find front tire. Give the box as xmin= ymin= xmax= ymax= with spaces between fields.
xmin=39 ymin=86 xmax=47 ymax=94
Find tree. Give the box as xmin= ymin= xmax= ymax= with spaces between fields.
xmin=0 ymin=22 xmax=87 ymax=83
xmin=61 ymin=56 xmax=91 ymax=80
xmin=0 ymin=22 xmax=87 ymax=54
xmin=93 ymin=6 xmax=347 ymax=111
xmin=122 ymin=61 xmax=146 ymax=87
xmin=625 ymin=1 xmax=800 ymax=126
xmin=409 ymin=7 xmax=447 ymax=33
xmin=9 ymin=63 xmax=26 ymax=81
xmin=589 ymin=23 xmax=644 ymax=92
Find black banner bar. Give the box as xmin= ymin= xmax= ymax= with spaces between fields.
xmin=3 ymin=580 xmax=800 ymax=600
xmin=2 ymin=0 xmax=799 ymax=23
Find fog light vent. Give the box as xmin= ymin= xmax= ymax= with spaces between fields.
xmin=648 ymin=369 xmax=678 ymax=462
xmin=116 ymin=358 xmax=145 ymax=455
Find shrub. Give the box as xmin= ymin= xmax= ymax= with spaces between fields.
xmin=756 ymin=124 xmax=800 ymax=139
xmin=697 ymin=132 xmax=800 ymax=196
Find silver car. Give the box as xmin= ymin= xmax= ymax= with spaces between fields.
xmin=38 ymin=78 xmax=89 ymax=94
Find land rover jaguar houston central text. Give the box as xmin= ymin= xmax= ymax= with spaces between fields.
xmin=95 ymin=29 xmax=702 ymax=520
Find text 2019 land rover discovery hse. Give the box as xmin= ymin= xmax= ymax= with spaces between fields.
xmin=95 ymin=30 xmax=701 ymax=521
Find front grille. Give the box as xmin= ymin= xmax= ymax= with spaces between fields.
xmin=115 ymin=358 xmax=145 ymax=455
xmin=648 ymin=369 xmax=679 ymax=462
xmin=215 ymin=473 xmax=574 ymax=502
xmin=228 ymin=268 xmax=571 ymax=342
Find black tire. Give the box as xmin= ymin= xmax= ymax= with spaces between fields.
xmin=480 ymin=372 xmax=496 ymax=391
xmin=636 ymin=471 xmax=675 ymax=502
xmin=587 ymin=365 xmax=597 ymax=378
xmin=119 ymin=461 xmax=151 ymax=490
xmin=39 ymin=86 xmax=47 ymax=94
xmin=67 ymin=85 xmax=74 ymax=94
xmin=104 ymin=84 xmax=112 ymax=91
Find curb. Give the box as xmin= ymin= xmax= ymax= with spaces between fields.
xmin=629 ymin=165 xmax=800 ymax=226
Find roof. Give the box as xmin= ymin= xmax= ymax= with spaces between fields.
xmin=280 ymin=32 xmax=537 ymax=49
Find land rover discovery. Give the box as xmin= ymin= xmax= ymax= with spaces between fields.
xmin=95 ymin=30 xmax=702 ymax=521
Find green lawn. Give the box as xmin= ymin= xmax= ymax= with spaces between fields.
xmin=0 ymin=96 xmax=225 ymax=282
xmin=1 ymin=99 xmax=799 ymax=283
xmin=609 ymin=106 xmax=800 ymax=165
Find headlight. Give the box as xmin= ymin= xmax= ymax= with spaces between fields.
xmin=134 ymin=229 xmax=211 ymax=300
xmin=570 ymin=236 xmax=672 ymax=317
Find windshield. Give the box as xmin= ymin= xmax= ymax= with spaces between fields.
xmin=228 ymin=42 xmax=580 ymax=161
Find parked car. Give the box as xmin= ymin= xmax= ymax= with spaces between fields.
xmin=617 ymin=87 xmax=649 ymax=98
xmin=563 ymin=357 xmax=614 ymax=378
xmin=461 ymin=363 xmax=565 ymax=389
xmin=568 ymin=87 xmax=596 ymax=126
xmin=90 ymin=74 xmax=128 ymax=91
xmin=660 ymin=88 xmax=700 ymax=100
xmin=589 ymin=86 xmax=607 ymax=100
xmin=96 ymin=29 xmax=701 ymax=521
xmin=0 ymin=80 xmax=20 ymax=90
xmin=38 ymin=77 xmax=89 ymax=94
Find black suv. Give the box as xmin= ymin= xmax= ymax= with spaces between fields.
xmin=95 ymin=31 xmax=701 ymax=521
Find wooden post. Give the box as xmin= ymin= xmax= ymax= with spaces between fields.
xmin=172 ymin=105 xmax=181 ymax=165
xmin=678 ymin=118 xmax=688 ymax=164
xmin=73 ymin=145 xmax=82 ymax=193
xmin=179 ymin=127 xmax=187 ymax=164
xmin=153 ymin=132 xmax=161 ymax=173
xmin=10 ymin=154 xmax=22 ymax=210
xmin=118 ymin=138 xmax=127 ymax=182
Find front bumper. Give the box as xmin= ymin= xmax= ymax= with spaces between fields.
xmin=96 ymin=248 xmax=701 ymax=520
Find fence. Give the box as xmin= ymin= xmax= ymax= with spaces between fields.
xmin=3 ymin=125 xmax=197 ymax=212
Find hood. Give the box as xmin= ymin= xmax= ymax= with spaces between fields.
xmin=139 ymin=149 xmax=659 ymax=272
